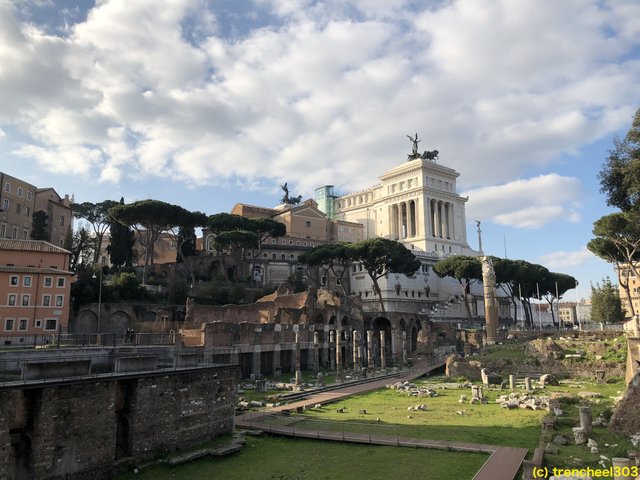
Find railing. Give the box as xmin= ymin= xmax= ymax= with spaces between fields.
xmin=240 ymin=411 xmax=403 ymax=444
xmin=0 ymin=332 xmax=175 ymax=350
xmin=0 ymin=347 xmax=237 ymax=388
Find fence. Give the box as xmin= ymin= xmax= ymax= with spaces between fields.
xmin=239 ymin=411 xmax=405 ymax=445
xmin=0 ymin=347 xmax=236 ymax=387
xmin=0 ymin=332 xmax=175 ymax=350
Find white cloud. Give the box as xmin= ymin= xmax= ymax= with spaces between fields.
xmin=0 ymin=0 xmax=639 ymax=195
xmin=539 ymin=247 xmax=596 ymax=269
xmin=463 ymin=174 xmax=583 ymax=229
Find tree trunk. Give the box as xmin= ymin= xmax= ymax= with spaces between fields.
xmin=371 ymin=278 xmax=385 ymax=312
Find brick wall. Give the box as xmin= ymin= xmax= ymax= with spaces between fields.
xmin=0 ymin=365 xmax=239 ymax=480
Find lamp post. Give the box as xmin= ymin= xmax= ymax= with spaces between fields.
xmin=93 ymin=267 xmax=103 ymax=345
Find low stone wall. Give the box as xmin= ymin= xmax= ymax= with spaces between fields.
xmin=0 ymin=365 xmax=239 ymax=480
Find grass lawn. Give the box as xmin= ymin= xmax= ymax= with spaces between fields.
xmin=114 ymin=435 xmax=489 ymax=480
xmin=301 ymin=378 xmax=544 ymax=451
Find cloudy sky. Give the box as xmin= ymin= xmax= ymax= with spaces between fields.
xmin=1 ymin=0 xmax=640 ymax=298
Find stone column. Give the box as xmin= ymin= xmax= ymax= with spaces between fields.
xmin=391 ymin=328 xmax=401 ymax=363
xmin=612 ymin=458 xmax=633 ymax=480
xmin=322 ymin=325 xmax=329 ymax=366
xmin=402 ymin=331 xmax=407 ymax=364
xmin=329 ymin=330 xmax=336 ymax=370
xmin=313 ymin=332 xmax=319 ymax=373
xmin=335 ymin=328 xmax=343 ymax=380
xmin=509 ymin=374 xmax=515 ymax=390
xmin=352 ymin=330 xmax=360 ymax=372
xmin=578 ymin=405 xmax=593 ymax=436
xmin=252 ymin=345 xmax=261 ymax=379
xmin=344 ymin=330 xmax=352 ymax=367
xmin=481 ymin=256 xmax=499 ymax=345
xmin=273 ymin=344 xmax=281 ymax=378
xmin=572 ymin=427 xmax=587 ymax=445
xmin=448 ymin=202 xmax=455 ymax=240
xmin=294 ymin=331 xmax=302 ymax=386
xmin=524 ymin=377 xmax=532 ymax=391
xmin=367 ymin=330 xmax=374 ymax=369
xmin=231 ymin=345 xmax=240 ymax=366
xmin=380 ymin=330 xmax=386 ymax=368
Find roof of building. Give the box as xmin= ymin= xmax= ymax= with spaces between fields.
xmin=0 ymin=266 xmax=74 ymax=275
xmin=0 ymin=239 xmax=71 ymax=254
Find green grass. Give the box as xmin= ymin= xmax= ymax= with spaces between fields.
xmin=301 ymin=379 xmax=543 ymax=451
xmin=114 ymin=435 xmax=489 ymax=480
xmin=541 ymin=378 xmax=632 ymax=479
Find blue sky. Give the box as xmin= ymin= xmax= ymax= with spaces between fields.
xmin=1 ymin=0 xmax=640 ymax=300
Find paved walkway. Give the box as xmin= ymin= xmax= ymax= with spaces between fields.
xmin=235 ymin=358 xmax=528 ymax=480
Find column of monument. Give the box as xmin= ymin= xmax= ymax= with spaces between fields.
xmin=335 ymin=328 xmax=343 ymax=381
xmin=313 ymin=331 xmax=319 ymax=373
xmin=367 ymin=330 xmax=374 ymax=369
xmin=481 ymin=256 xmax=499 ymax=344
xmin=402 ymin=331 xmax=407 ymax=364
xmin=294 ymin=331 xmax=302 ymax=386
xmin=352 ymin=330 xmax=360 ymax=372
xmin=329 ymin=330 xmax=336 ymax=370
xmin=380 ymin=330 xmax=386 ymax=368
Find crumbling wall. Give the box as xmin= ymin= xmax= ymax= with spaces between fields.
xmin=609 ymin=373 xmax=640 ymax=435
xmin=0 ymin=366 xmax=239 ymax=480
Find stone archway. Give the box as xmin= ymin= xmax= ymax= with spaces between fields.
xmin=72 ymin=310 xmax=98 ymax=333
xmin=411 ymin=325 xmax=418 ymax=352
xmin=373 ymin=317 xmax=392 ymax=367
xmin=105 ymin=310 xmax=131 ymax=334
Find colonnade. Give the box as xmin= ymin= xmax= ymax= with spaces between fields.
xmin=389 ymin=200 xmax=418 ymax=239
xmin=429 ymin=199 xmax=454 ymax=239
xmin=389 ymin=198 xmax=455 ymax=241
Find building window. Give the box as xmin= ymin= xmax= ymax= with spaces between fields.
xmin=23 ymin=276 xmax=32 ymax=287
xmin=305 ymin=221 xmax=311 ymax=227
xmin=22 ymin=295 xmax=30 ymax=306
xmin=17 ymin=186 xmax=23 ymax=197
xmin=18 ymin=319 xmax=27 ymax=331
xmin=25 ymin=206 xmax=30 ymax=216
xmin=272 ymin=253 xmax=276 ymax=260
xmin=0 ymin=223 xmax=5 ymax=236
xmin=22 ymin=230 xmax=28 ymax=240
xmin=27 ymin=191 xmax=32 ymax=200
xmin=321 ymin=275 xmax=327 ymax=286
xmin=57 ymin=277 xmax=65 ymax=288
xmin=34 ymin=319 xmax=42 ymax=328
xmin=16 ymin=203 xmax=21 ymax=214
xmin=3 ymin=198 xmax=9 ymax=210
xmin=281 ymin=254 xmax=285 ymax=260
xmin=4 ymin=183 xmax=10 ymax=193
xmin=59 ymin=216 xmax=65 ymax=226
xmin=10 ymin=275 xmax=18 ymax=286
xmin=55 ymin=295 xmax=63 ymax=307
xmin=44 ymin=319 xmax=57 ymax=331
xmin=11 ymin=227 xmax=17 ymax=239
xmin=42 ymin=295 xmax=51 ymax=306
xmin=8 ymin=294 xmax=16 ymax=306
xmin=5 ymin=318 xmax=14 ymax=331
xmin=336 ymin=278 xmax=342 ymax=285
xmin=44 ymin=277 xmax=52 ymax=287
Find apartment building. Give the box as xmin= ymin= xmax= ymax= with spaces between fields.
xmin=0 ymin=239 xmax=73 ymax=342
xmin=0 ymin=172 xmax=37 ymax=241
xmin=35 ymin=188 xmax=73 ymax=247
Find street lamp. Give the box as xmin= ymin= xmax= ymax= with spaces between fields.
xmin=92 ymin=267 xmax=103 ymax=345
